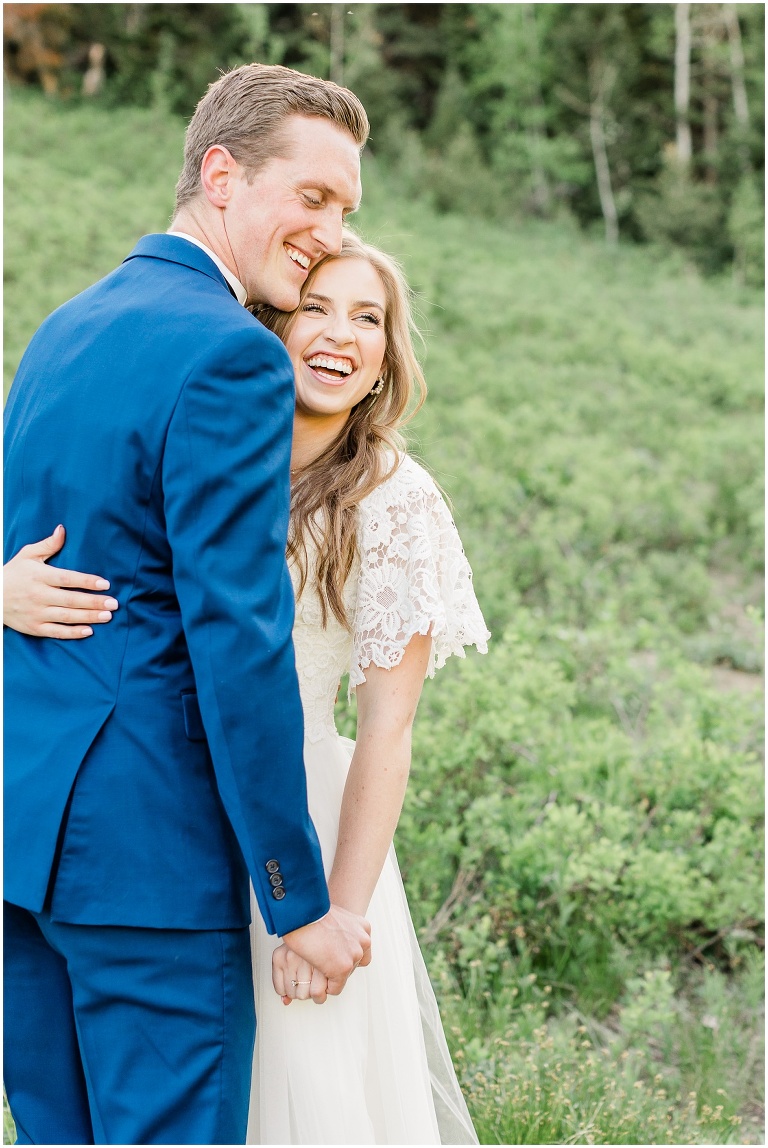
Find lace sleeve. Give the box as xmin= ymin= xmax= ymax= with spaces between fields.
xmin=349 ymin=456 xmax=490 ymax=689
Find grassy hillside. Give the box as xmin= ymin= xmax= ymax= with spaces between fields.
xmin=5 ymin=89 xmax=764 ymax=1144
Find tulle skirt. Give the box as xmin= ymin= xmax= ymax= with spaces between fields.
xmin=247 ymin=733 xmax=478 ymax=1145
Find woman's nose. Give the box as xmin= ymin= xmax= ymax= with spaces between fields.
xmin=324 ymin=314 xmax=354 ymax=344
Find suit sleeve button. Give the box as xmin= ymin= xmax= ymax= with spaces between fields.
xmin=272 ymin=886 xmax=286 ymax=900
xmin=266 ymin=859 xmax=280 ymax=874
xmin=269 ymin=873 xmax=283 ymax=887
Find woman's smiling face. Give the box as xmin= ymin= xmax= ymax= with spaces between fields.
xmin=286 ymin=257 xmax=388 ymax=420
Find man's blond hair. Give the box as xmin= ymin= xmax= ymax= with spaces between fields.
xmin=174 ymin=63 xmax=369 ymax=212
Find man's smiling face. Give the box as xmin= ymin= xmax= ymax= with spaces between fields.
xmin=223 ymin=115 xmax=362 ymax=311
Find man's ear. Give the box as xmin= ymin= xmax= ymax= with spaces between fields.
xmin=199 ymin=145 xmax=239 ymax=209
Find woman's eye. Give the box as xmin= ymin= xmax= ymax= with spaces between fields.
xmin=302 ymin=303 xmax=325 ymax=314
xmin=304 ymin=195 xmax=322 ymax=207
xmin=357 ymin=313 xmax=381 ymax=325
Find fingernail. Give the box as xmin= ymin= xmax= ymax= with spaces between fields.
xmin=55 ymin=524 xmax=64 ymax=533
xmin=98 ymin=612 xmax=113 ymax=622
xmin=95 ymin=579 xmax=110 ymax=590
xmin=104 ymin=598 xmax=118 ymax=610
xmin=81 ymin=628 xmax=93 ymax=637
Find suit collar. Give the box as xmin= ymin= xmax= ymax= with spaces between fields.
xmin=123 ymin=233 xmax=236 ymax=298
xmin=168 ymin=232 xmax=247 ymax=305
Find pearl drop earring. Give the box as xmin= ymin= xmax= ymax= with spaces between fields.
xmin=370 ymin=376 xmax=385 ymax=396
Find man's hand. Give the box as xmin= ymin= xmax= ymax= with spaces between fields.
xmin=281 ymin=903 xmax=371 ymax=997
xmin=3 ymin=525 xmax=118 ymax=638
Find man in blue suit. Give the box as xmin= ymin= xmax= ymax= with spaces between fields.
xmin=4 ymin=64 xmax=371 ymax=1144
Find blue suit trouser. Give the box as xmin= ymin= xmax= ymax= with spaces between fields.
xmin=3 ymin=902 xmax=255 ymax=1145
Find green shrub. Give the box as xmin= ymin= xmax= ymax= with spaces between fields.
xmin=635 ymin=158 xmax=731 ymax=275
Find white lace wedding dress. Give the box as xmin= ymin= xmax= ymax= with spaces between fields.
xmin=247 ymin=454 xmax=490 ymax=1145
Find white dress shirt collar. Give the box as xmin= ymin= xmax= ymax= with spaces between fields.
xmin=168 ymin=232 xmax=248 ymax=307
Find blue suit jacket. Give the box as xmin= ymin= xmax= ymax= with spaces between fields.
xmin=4 ymin=234 xmax=330 ymax=934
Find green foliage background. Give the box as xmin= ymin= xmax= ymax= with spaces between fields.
xmin=4 ymin=75 xmax=764 ymax=1146
xmin=5 ymin=2 xmax=765 ymax=280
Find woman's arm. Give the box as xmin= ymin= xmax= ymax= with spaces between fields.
xmin=274 ymin=634 xmax=433 ymax=1004
xmin=328 ymin=631 xmax=433 ymax=916
xmin=3 ymin=525 xmax=118 ymax=638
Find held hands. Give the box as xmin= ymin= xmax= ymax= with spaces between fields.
xmin=273 ymin=903 xmax=372 ymax=1004
xmin=3 ymin=526 xmax=117 ymax=638
xmin=271 ymin=944 xmax=331 ymax=1005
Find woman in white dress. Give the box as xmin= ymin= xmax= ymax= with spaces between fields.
xmin=4 ymin=232 xmax=489 ymax=1145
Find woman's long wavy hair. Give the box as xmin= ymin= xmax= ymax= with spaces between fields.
xmin=256 ymin=231 xmax=427 ymax=628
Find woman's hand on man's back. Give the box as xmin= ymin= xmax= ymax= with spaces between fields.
xmin=3 ymin=524 xmax=118 ymax=638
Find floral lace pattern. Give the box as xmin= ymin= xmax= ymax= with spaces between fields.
xmin=349 ymin=455 xmax=490 ymax=686
xmin=290 ymin=454 xmax=490 ymax=743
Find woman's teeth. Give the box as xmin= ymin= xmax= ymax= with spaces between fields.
xmin=307 ymin=355 xmax=354 ymax=379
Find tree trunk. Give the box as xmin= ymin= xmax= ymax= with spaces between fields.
xmin=702 ymin=40 xmax=719 ymax=184
xmin=589 ymin=60 xmax=619 ymax=246
xmin=674 ymin=3 xmax=693 ymax=165
xmin=330 ymin=5 xmax=344 ymax=86
xmin=723 ymin=4 xmax=749 ymax=129
xmin=522 ymin=3 xmax=551 ymax=215
xmin=702 ymin=88 xmax=719 ymax=182
xmin=723 ymin=3 xmax=750 ymax=173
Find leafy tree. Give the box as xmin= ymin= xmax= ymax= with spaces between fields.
xmin=3 ymin=3 xmax=763 ymax=272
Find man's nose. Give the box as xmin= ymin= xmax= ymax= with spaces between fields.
xmin=312 ymin=208 xmax=344 ymax=256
